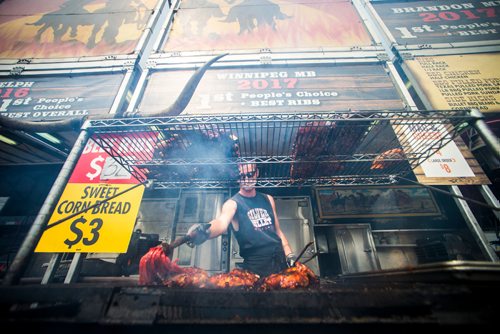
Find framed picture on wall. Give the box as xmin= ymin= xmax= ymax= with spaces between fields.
xmin=315 ymin=186 xmax=441 ymax=219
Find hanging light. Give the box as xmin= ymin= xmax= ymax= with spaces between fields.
xmin=0 ymin=134 xmax=17 ymax=145
xmin=36 ymin=132 xmax=61 ymax=144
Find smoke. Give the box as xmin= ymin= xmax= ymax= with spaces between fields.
xmin=150 ymin=128 xmax=240 ymax=185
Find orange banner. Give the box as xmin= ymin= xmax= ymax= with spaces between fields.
xmin=163 ymin=0 xmax=373 ymax=52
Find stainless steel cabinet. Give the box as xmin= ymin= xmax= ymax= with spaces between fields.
xmin=333 ymin=224 xmax=381 ymax=274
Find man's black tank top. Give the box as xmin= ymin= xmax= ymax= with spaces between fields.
xmin=230 ymin=192 xmax=282 ymax=258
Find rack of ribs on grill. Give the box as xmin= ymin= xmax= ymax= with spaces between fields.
xmin=290 ymin=120 xmax=370 ymax=179
xmin=209 ymin=268 xmax=260 ymax=288
xmin=164 ymin=267 xmax=211 ymax=288
xmin=139 ymin=245 xmax=318 ymax=289
xmin=259 ymin=262 xmax=319 ymax=291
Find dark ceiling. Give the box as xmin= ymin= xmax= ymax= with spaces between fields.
xmin=0 ymin=127 xmax=78 ymax=165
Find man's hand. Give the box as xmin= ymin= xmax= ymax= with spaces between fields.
xmin=186 ymin=223 xmax=211 ymax=248
xmin=161 ymin=241 xmax=172 ymax=257
xmin=286 ymin=253 xmax=297 ymax=267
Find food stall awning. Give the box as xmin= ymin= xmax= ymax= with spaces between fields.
xmin=88 ymin=110 xmax=474 ymax=189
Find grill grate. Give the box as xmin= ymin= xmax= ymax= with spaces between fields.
xmin=87 ymin=110 xmax=474 ymax=188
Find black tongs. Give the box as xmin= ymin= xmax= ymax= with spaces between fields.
xmin=294 ymin=241 xmax=314 ymax=265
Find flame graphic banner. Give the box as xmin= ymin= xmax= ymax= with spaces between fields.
xmin=0 ymin=0 xmax=158 ymax=59
xmin=163 ymin=0 xmax=373 ymax=52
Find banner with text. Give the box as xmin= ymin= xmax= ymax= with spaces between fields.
xmin=401 ymin=53 xmax=495 ymax=185
xmin=139 ymin=64 xmax=404 ymax=114
xmin=372 ymin=0 xmax=500 ymax=45
xmin=0 ymin=73 xmax=125 ymax=121
xmin=404 ymin=53 xmax=500 ymax=113
xmin=163 ymin=0 xmax=373 ymax=52
xmin=34 ymin=135 xmax=154 ymax=253
xmin=0 ymin=0 xmax=158 ymax=58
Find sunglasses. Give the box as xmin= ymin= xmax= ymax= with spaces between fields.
xmin=239 ymin=170 xmax=257 ymax=179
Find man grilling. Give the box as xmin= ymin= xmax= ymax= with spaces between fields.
xmin=187 ymin=163 xmax=296 ymax=277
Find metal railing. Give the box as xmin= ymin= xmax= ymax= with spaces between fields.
xmin=87 ymin=110 xmax=474 ymax=188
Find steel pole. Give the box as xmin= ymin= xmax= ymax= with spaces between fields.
xmin=2 ymin=122 xmax=91 ymax=285
xmin=451 ymin=186 xmax=499 ymax=262
xmin=469 ymin=109 xmax=500 ymax=162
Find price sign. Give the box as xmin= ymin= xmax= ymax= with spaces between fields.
xmin=35 ymin=135 xmax=154 ymax=253
xmin=69 ymin=139 xmax=143 ymax=184
xmin=64 ymin=217 xmax=103 ymax=250
xmin=420 ymin=143 xmax=474 ymax=178
xmin=393 ymin=121 xmax=489 ymax=185
xmin=35 ymin=183 xmax=144 ymax=253
xmin=402 ymin=123 xmax=474 ymax=178
xmin=101 ymin=157 xmax=132 ymax=180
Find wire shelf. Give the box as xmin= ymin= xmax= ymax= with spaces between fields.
xmin=88 ymin=110 xmax=474 ymax=188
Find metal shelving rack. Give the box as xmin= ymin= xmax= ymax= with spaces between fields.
xmin=88 ymin=110 xmax=475 ymax=189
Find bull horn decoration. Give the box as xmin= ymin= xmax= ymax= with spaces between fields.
xmin=0 ymin=115 xmax=85 ymax=132
xmin=0 ymin=53 xmax=228 ymax=132
xmin=138 ymin=53 xmax=228 ymax=118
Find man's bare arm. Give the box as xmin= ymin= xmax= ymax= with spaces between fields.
xmin=208 ymin=199 xmax=237 ymax=238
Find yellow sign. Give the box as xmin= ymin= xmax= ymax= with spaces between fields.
xmin=405 ymin=53 xmax=500 ymax=113
xmin=35 ymin=183 xmax=144 ymax=253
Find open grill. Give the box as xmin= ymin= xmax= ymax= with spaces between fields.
xmin=88 ymin=110 xmax=474 ymax=188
